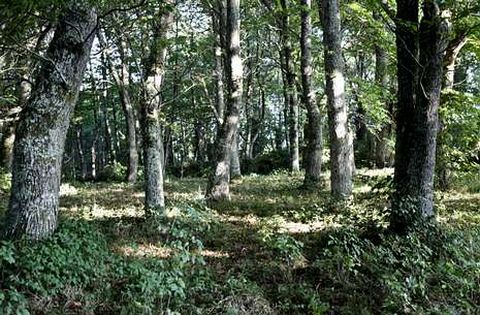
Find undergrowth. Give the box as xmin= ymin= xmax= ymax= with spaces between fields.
xmin=0 ymin=169 xmax=479 ymax=314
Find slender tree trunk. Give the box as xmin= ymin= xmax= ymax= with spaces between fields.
xmin=141 ymin=2 xmax=174 ymax=214
xmin=280 ymin=0 xmax=300 ymax=172
xmin=0 ymin=123 xmax=15 ymax=170
xmin=212 ymin=10 xmax=226 ymax=127
xmin=321 ymin=0 xmax=354 ymax=198
xmin=76 ymin=125 xmax=88 ymax=180
xmin=437 ymin=34 xmax=468 ymax=190
xmin=99 ymin=31 xmax=139 ymax=183
xmin=391 ymin=0 xmax=448 ymax=232
xmin=373 ymin=12 xmax=390 ymax=168
xmin=301 ymin=0 xmax=322 ymax=188
xmin=207 ymin=0 xmax=243 ymax=201
xmin=2 ymin=4 xmax=96 ymax=240
xmin=0 ymin=28 xmax=49 ymax=171
xmin=100 ymin=53 xmax=116 ymax=164
xmin=230 ymin=133 xmax=241 ymax=178
xmin=443 ymin=35 xmax=468 ymax=90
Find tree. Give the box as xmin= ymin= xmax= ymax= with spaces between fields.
xmin=391 ymin=0 xmax=449 ymax=232
xmin=301 ymin=0 xmax=323 ymax=188
xmin=1 ymin=3 xmax=97 ymax=240
xmin=98 ymin=28 xmax=139 ymax=183
xmin=321 ymin=0 xmax=354 ymax=198
xmin=141 ymin=1 xmax=175 ymax=214
xmin=281 ymin=0 xmax=301 ymax=172
xmin=373 ymin=12 xmax=391 ymax=169
xmin=207 ymin=0 xmax=243 ymax=200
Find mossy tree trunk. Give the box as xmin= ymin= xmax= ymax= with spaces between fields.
xmin=1 ymin=3 xmax=97 ymax=240
xmin=207 ymin=0 xmax=243 ymax=201
xmin=321 ymin=0 xmax=354 ymax=198
xmin=301 ymin=0 xmax=323 ymax=188
xmin=391 ymin=0 xmax=449 ymax=233
xmin=141 ymin=1 xmax=175 ymax=215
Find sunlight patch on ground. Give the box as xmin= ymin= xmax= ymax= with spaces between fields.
xmin=117 ymin=243 xmax=173 ymax=258
xmin=199 ymin=249 xmax=230 ymax=258
xmin=60 ymin=183 xmax=78 ymax=196
xmin=357 ymin=167 xmax=394 ymax=177
xmin=218 ymin=213 xmax=259 ymax=226
xmin=353 ymin=184 xmax=371 ymax=194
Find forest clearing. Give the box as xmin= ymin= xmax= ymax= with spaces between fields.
xmin=1 ymin=0 xmax=480 ymax=314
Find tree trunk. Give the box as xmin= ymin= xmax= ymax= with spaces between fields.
xmin=141 ymin=2 xmax=174 ymax=214
xmin=75 ymin=125 xmax=88 ymax=180
xmin=212 ymin=9 xmax=226 ymax=127
xmin=0 ymin=123 xmax=15 ymax=170
xmin=207 ymin=0 xmax=243 ymax=201
xmin=443 ymin=34 xmax=468 ymax=90
xmin=230 ymin=133 xmax=241 ymax=178
xmin=301 ymin=0 xmax=322 ymax=188
xmin=2 ymin=4 xmax=96 ymax=240
xmin=373 ymin=13 xmax=390 ymax=169
xmin=99 ymin=28 xmax=140 ymax=183
xmin=100 ymin=53 xmax=116 ymax=165
xmin=321 ymin=0 xmax=354 ymax=198
xmin=436 ymin=33 xmax=468 ymax=190
xmin=391 ymin=0 xmax=448 ymax=232
xmin=280 ymin=0 xmax=300 ymax=172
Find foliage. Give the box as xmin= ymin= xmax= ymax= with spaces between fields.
xmin=242 ymin=149 xmax=290 ymax=175
xmin=313 ymin=224 xmax=480 ymax=314
xmin=0 ymin=204 xmax=212 ymax=315
xmin=1 ymin=171 xmax=480 ymax=314
xmin=439 ymin=90 xmax=480 ymax=174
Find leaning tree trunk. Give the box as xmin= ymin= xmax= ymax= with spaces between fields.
xmin=391 ymin=0 xmax=448 ymax=233
xmin=207 ymin=0 xmax=243 ymax=201
xmin=1 ymin=4 xmax=96 ymax=240
xmin=301 ymin=0 xmax=322 ymax=188
xmin=141 ymin=2 xmax=174 ymax=215
xmin=321 ymin=0 xmax=354 ymax=198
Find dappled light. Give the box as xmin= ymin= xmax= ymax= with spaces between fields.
xmin=1 ymin=0 xmax=479 ymax=314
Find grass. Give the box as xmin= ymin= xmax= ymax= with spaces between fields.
xmin=1 ymin=168 xmax=480 ymax=314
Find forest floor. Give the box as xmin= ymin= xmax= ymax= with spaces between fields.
xmin=1 ymin=169 xmax=480 ymax=314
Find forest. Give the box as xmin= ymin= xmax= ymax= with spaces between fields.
xmin=0 ymin=0 xmax=479 ymax=314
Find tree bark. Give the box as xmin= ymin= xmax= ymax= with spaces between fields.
xmin=207 ymin=0 xmax=243 ymax=201
xmin=2 ymin=4 xmax=97 ymax=240
xmin=141 ymin=2 xmax=174 ymax=214
xmin=443 ymin=34 xmax=468 ymax=90
xmin=373 ymin=12 xmax=390 ymax=169
xmin=280 ymin=0 xmax=300 ymax=172
xmin=301 ymin=0 xmax=323 ymax=188
xmin=230 ymin=133 xmax=241 ymax=178
xmin=321 ymin=0 xmax=354 ymax=198
xmin=391 ymin=0 xmax=448 ymax=232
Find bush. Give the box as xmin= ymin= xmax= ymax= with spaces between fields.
xmin=242 ymin=149 xmax=290 ymax=175
xmin=96 ymin=162 xmax=128 ymax=182
xmin=312 ymin=225 xmax=480 ymax=314
xmin=0 ymin=205 xmax=214 ymax=315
